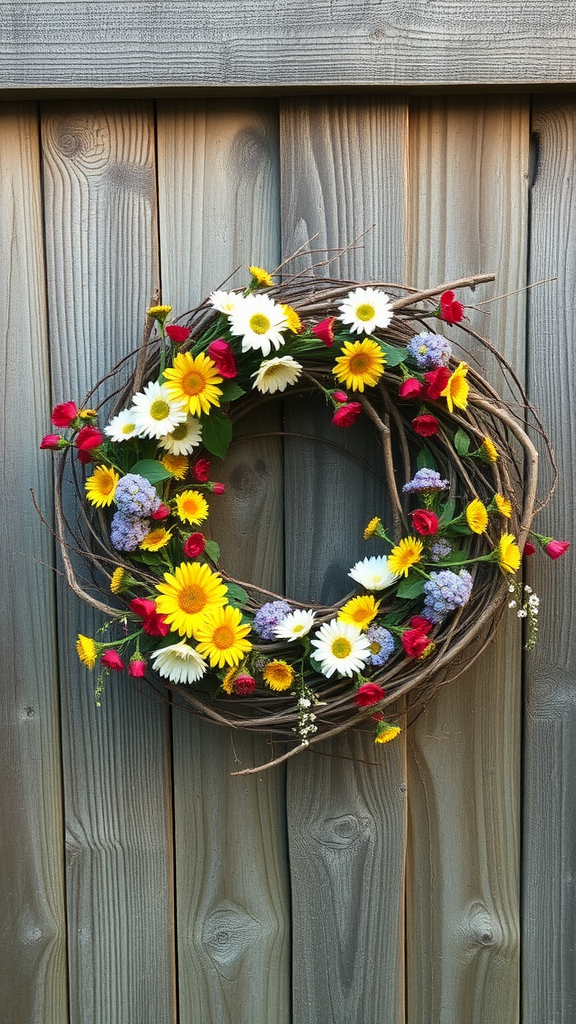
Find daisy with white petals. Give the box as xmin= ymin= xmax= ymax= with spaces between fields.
xmin=229 ymin=292 xmax=288 ymax=356
xmin=158 ymin=414 xmax=203 ymax=455
xmin=209 ymin=289 xmax=241 ymax=316
xmin=338 ymin=286 xmax=393 ymax=335
xmin=150 ymin=641 xmax=207 ymax=684
xmin=310 ymin=619 xmax=371 ymax=678
xmin=348 ymin=554 xmax=399 ymax=591
xmin=275 ymin=608 xmax=316 ymax=642
xmin=104 ymin=409 xmax=139 ymax=443
xmin=131 ymin=381 xmax=187 ymax=440
xmin=252 ymin=355 xmax=302 ymax=394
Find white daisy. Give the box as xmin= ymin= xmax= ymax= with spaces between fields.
xmin=338 ymin=286 xmax=393 ymax=335
xmin=310 ymin=618 xmax=371 ymax=678
xmin=274 ymin=608 xmax=316 ymax=641
xmin=209 ymin=289 xmax=241 ymax=316
xmin=130 ymin=381 xmax=187 ymax=440
xmin=104 ymin=408 xmax=138 ymax=443
xmin=158 ymin=414 xmax=203 ymax=455
xmin=252 ymin=355 xmax=302 ymax=394
xmin=348 ymin=555 xmax=399 ymax=591
xmin=228 ymin=292 xmax=288 ymax=356
xmin=150 ymin=641 xmax=207 ymax=684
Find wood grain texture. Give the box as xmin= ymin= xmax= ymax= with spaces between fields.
xmin=0 ymin=102 xmax=68 ymax=1024
xmin=156 ymin=100 xmax=291 ymax=1024
xmin=406 ymin=95 xmax=529 ymax=1024
xmin=4 ymin=3 xmax=576 ymax=90
xmin=41 ymin=100 xmax=176 ymax=1024
xmin=523 ymin=96 xmax=576 ymax=1024
xmin=280 ymin=96 xmax=409 ymax=1023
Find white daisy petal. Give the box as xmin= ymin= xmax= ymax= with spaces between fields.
xmin=131 ymin=381 xmax=187 ymax=440
xmin=338 ymin=286 xmax=393 ymax=335
xmin=229 ymin=293 xmax=288 ymax=357
xmin=274 ymin=608 xmax=316 ymax=641
xmin=104 ymin=408 xmax=139 ymax=442
xmin=348 ymin=555 xmax=399 ymax=591
xmin=310 ymin=618 xmax=371 ymax=678
xmin=158 ymin=414 xmax=203 ymax=455
xmin=209 ymin=289 xmax=241 ymax=315
xmin=252 ymin=355 xmax=302 ymax=394
xmin=150 ymin=641 xmax=207 ymax=684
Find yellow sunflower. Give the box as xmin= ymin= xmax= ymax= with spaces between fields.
xmin=140 ymin=527 xmax=172 ymax=552
xmin=440 ymin=361 xmax=469 ymax=412
xmin=281 ymin=303 xmax=302 ymax=333
xmin=76 ymin=634 xmax=98 ymax=669
xmin=262 ymin=659 xmax=294 ymax=692
xmin=175 ymin=489 xmax=209 ymax=526
xmin=338 ymin=595 xmax=380 ymax=631
xmin=333 ymin=338 xmax=386 ymax=392
xmin=497 ymin=534 xmax=521 ymax=574
xmin=110 ymin=567 xmax=126 ymax=594
xmin=155 ymin=561 xmax=228 ymax=637
xmin=494 ymin=493 xmax=513 ymax=518
xmin=147 ymin=304 xmax=172 ymax=321
xmin=465 ymin=498 xmax=489 ymax=534
xmin=161 ymin=454 xmax=188 ymax=480
xmin=387 ymin=536 xmax=424 ymax=577
xmin=194 ymin=605 xmax=252 ymax=669
xmin=375 ymin=723 xmax=401 ymax=745
xmin=85 ymin=465 xmax=120 ymax=507
xmin=163 ymin=351 xmax=223 ymax=417
xmin=249 ymin=265 xmax=274 ymax=287
xmin=480 ymin=437 xmax=499 ymax=462
xmin=364 ymin=516 xmax=382 ymax=540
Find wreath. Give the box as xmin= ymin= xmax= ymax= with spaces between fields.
xmin=40 ymin=262 xmax=566 ymax=773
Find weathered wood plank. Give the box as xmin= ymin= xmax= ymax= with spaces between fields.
xmin=524 ymin=96 xmax=576 ymax=1024
xmin=0 ymin=102 xmax=68 ymax=1024
xmin=406 ymin=95 xmax=529 ymax=1024
xmin=4 ymin=3 xmax=576 ymax=91
xmin=41 ymin=100 xmax=176 ymax=1024
xmin=280 ymin=96 xmax=409 ymax=1024
xmin=157 ymin=100 xmax=291 ymax=1024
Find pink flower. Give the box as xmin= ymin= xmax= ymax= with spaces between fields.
xmin=76 ymin=425 xmax=104 ymax=451
xmin=128 ymin=658 xmax=147 ymax=678
xmin=233 ymin=675 xmax=256 ymax=696
xmin=207 ymin=339 xmax=237 ymax=379
xmin=165 ymin=324 xmax=191 ymax=344
xmin=312 ymin=317 xmax=336 ymax=346
xmin=51 ymin=401 xmax=78 ymax=427
xmin=332 ymin=402 xmax=362 ymax=428
xmin=40 ymin=433 xmax=64 ymax=450
xmin=439 ymin=290 xmax=465 ymax=325
xmin=183 ymin=532 xmax=206 ymax=558
xmin=151 ymin=503 xmax=171 ymax=520
xmin=545 ymin=539 xmax=570 ymax=560
xmin=354 ymin=682 xmax=386 ymax=707
xmin=410 ymin=616 xmax=433 ymax=634
xmin=423 ymin=366 xmax=451 ymax=400
xmin=410 ymin=509 xmax=439 ymax=536
xmin=101 ymin=649 xmax=124 ymax=671
xmin=130 ymin=597 xmax=170 ymax=637
xmin=399 ymin=378 xmax=424 ymax=400
xmin=523 ymin=541 xmax=537 ymax=556
xmin=412 ymin=414 xmax=439 ymax=437
xmin=401 ymin=628 xmax=430 ymax=658
xmin=211 ymin=482 xmax=225 ymax=495
xmin=192 ymin=458 xmax=211 ymax=483
xmin=332 ymin=390 xmax=348 ymax=404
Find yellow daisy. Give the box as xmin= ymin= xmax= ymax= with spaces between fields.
xmin=480 ymin=437 xmax=499 ymax=462
xmin=222 ymin=665 xmax=238 ymax=695
xmin=194 ymin=605 xmax=252 ymax=669
xmin=147 ymin=304 xmax=172 ymax=321
xmin=333 ymin=338 xmax=386 ymax=392
xmin=338 ymin=595 xmax=380 ymax=631
xmin=161 ymin=454 xmax=188 ymax=480
xmin=110 ymin=567 xmax=126 ymax=594
xmin=497 ymin=533 xmax=521 ymax=574
xmin=440 ymin=361 xmax=469 ymax=412
xmin=262 ymin=659 xmax=294 ymax=692
xmin=155 ymin=561 xmax=228 ymax=638
xmin=387 ymin=537 xmax=424 ymax=577
xmin=494 ymin=493 xmax=513 ymax=518
xmin=249 ymin=265 xmax=274 ymax=287
xmin=163 ymin=351 xmax=223 ymax=418
xmin=465 ymin=498 xmax=489 ymax=534
xmin=281 ymin=303 xmax=302 ymax=333
xmin=140 ymin=527 xmax=172 ymax=552
xmin=76 ymin=634 xmax=98 ymax=670
xmin=375 ymin=723 xmax=401 ymax=745
xmin=364 ymin=516 xmax=381 ymax=540
xmin=175 ymin=489 xmax=209 ymax=526
xmin=85 ymin=465 xmax=120 ymax=508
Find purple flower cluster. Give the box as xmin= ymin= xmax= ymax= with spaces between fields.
xmin=253 ymin=600 xmax=291 ymax=640
xmin=115 ymin=473 xmax=161 ymax=517
xmin=402 ymin=468 xmax=450 ymax=494
xmin=366 ymin=625 xmax=395 ymax=667
xmin=407 ymin=331 xmax=452 ymax=369
xmin=422 ymin=569 xmax=473 ymax=624
xmin=430 ymin=539 xmax=453 ymax=562
xmin=110 ymin=512 xmax=151 ymax=552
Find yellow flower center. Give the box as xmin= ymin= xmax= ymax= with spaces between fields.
xmin=100 ymin=475 xmax=116 ymax=496
xmin=212 ymin=624 xmax=235 ymax=649
xmin=182 ymin=370 xmax=207 ymax=396
xmin=369 ymin=640 xmax=381 ymax=655
xmin=121 ymin=422 xmax=136 ymax=435
xmin=356 ymin=303 xmax=376 ymax=322
xmin=332 ymin=637 xmax=352 ymax=659
xmin=293 ymin=624 xmax=304 ymax=634
xmin=348 ymin=352 xmax=370 ymax=373
xmin=171 ymin=423 xmax=188 ymax=440
xmin=249 ymin=313 xmax=272 ymax=335
xmin=178 ymin=584 xmax=207 ymax=614
xmin=181 ymin=496 xmax=200 ymax=515
xmin=150 ymin=399 xmax=171 ymax=421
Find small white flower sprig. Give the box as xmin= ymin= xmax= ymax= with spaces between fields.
xmin=39 ymin=261 xmax=563 ymax=773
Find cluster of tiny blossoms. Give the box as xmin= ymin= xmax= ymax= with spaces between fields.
xmin=41 ymin=266 xmax=568 ymax=748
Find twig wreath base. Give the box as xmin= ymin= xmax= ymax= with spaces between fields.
xmin=41 ymin=263 xmax=559 ymax=774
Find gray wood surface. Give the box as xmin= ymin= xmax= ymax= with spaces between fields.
xmin=41 ymin=100 xmax=176 ymax=1024
xmin=0 ymin=101 xmax=68 ymax=1024
xmin=524 ymin=95 xmax=576 ymax=1024
xmin=4 ymin=3 xmax=576 ymax=91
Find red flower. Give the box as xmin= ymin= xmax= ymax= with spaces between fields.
xmin=40 ymin=433 xmax=64 ymax=450
xmin=192 ymin=458 xmax=211 ymax=483
xmin=51 ymin=401 xmax=78 ymax=427
xmin=312 ymin=317 xmax=336 ymax=346
xmin=101 ymin=649 xmax=124 ymax=671
xmin=77 ymin=448 xmax=93 ymax=465
xmin=399 ymin=378 xmax=424 ymax=400
xmin=130 ymin=597 xmax=170 ymax=637
xmin=402 ymin=628 xmax=431 ymax=658
xmin=410 ymin=509 xmax=439 ymax=536
xmin=412 ymin=414 xmax=439 ymax=437
xmin=439 ymin=290 xmax=465 ymax=325
xmin=151 ymin=503 xmax=171 ymax=520
xmin=332 ymin=402 xmax=362 ymax=428
xmin=523 ymin=541 xmax=537 ymax=556
xmin=410 ymin=616 xmax=433 ymax=634
xmin=211 ymin=482 xmax=226 ymax=495
xmin=332 ymin=390 xmax=348 ymax=404
xmin=76 ymin=425 xmax=104 ymax=451
xmin=354 ymin=682 xmax=386 ymax=707
xmin=207 ymin=339 xmax=237 ymax=379
xmin=545 ymin=539 xmax=570 ymax=560
xmin=233 ymin=675 xmax=256 ymax=696
xmin=423 ymin=366 xmax=451 ymax=400
xmin=128 ymin=658 xmax=147 ymax=678
xmin=183 ymin=532 xmax=206 ymax=558
xmin=165 ymin=324 xmax=191 ymax=344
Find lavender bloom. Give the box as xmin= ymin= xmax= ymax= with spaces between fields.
xmin=365 ymin=625 xmax=395 ymax=667
xmin=110 ymin=512 xmax=150 ymax=552
xmin=430 ymin=539 xmax=453 ymax=562
xmin=253 ymin=600 xmax=291 ymax=640
xmin=115 ymin=473 xmax=161 ymax=517
xmin=422 ymin=569 xmax=473 ymax=624
xmin=402 ymin=468 xmax=450 ymax=494
xmin=407 ymin=331 xmax=452 ymax=369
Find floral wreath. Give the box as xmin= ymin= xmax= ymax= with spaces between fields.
xmin=40 ymin=262 xmax=566 ymax=773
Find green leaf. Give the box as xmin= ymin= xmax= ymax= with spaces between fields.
xmin=201 ymin=412 xmax=233 ymax=460
xmin=219 ymin=380 xmax=245 ymax=403
xmin=379 ymin=341 xmax=407 ymax=367
xmin=435 ymin=546 xmax=470 ymax=565
xmin=225 ymin=582 xmax=249 ymax=607
xmin=204 ymin=539 xmax=220 ymax=564
xmin=396 ymin=576 xmax=426 ymax=599
xmin=130 ymin=459 xmax=173 ymax=484
xmin=454 ymin=427 xmax=471 ymax=457
xmin=416 ymin=448 xmax=437 ymax=471
xmin=438 ymin=497 xmax=456 ymax=526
